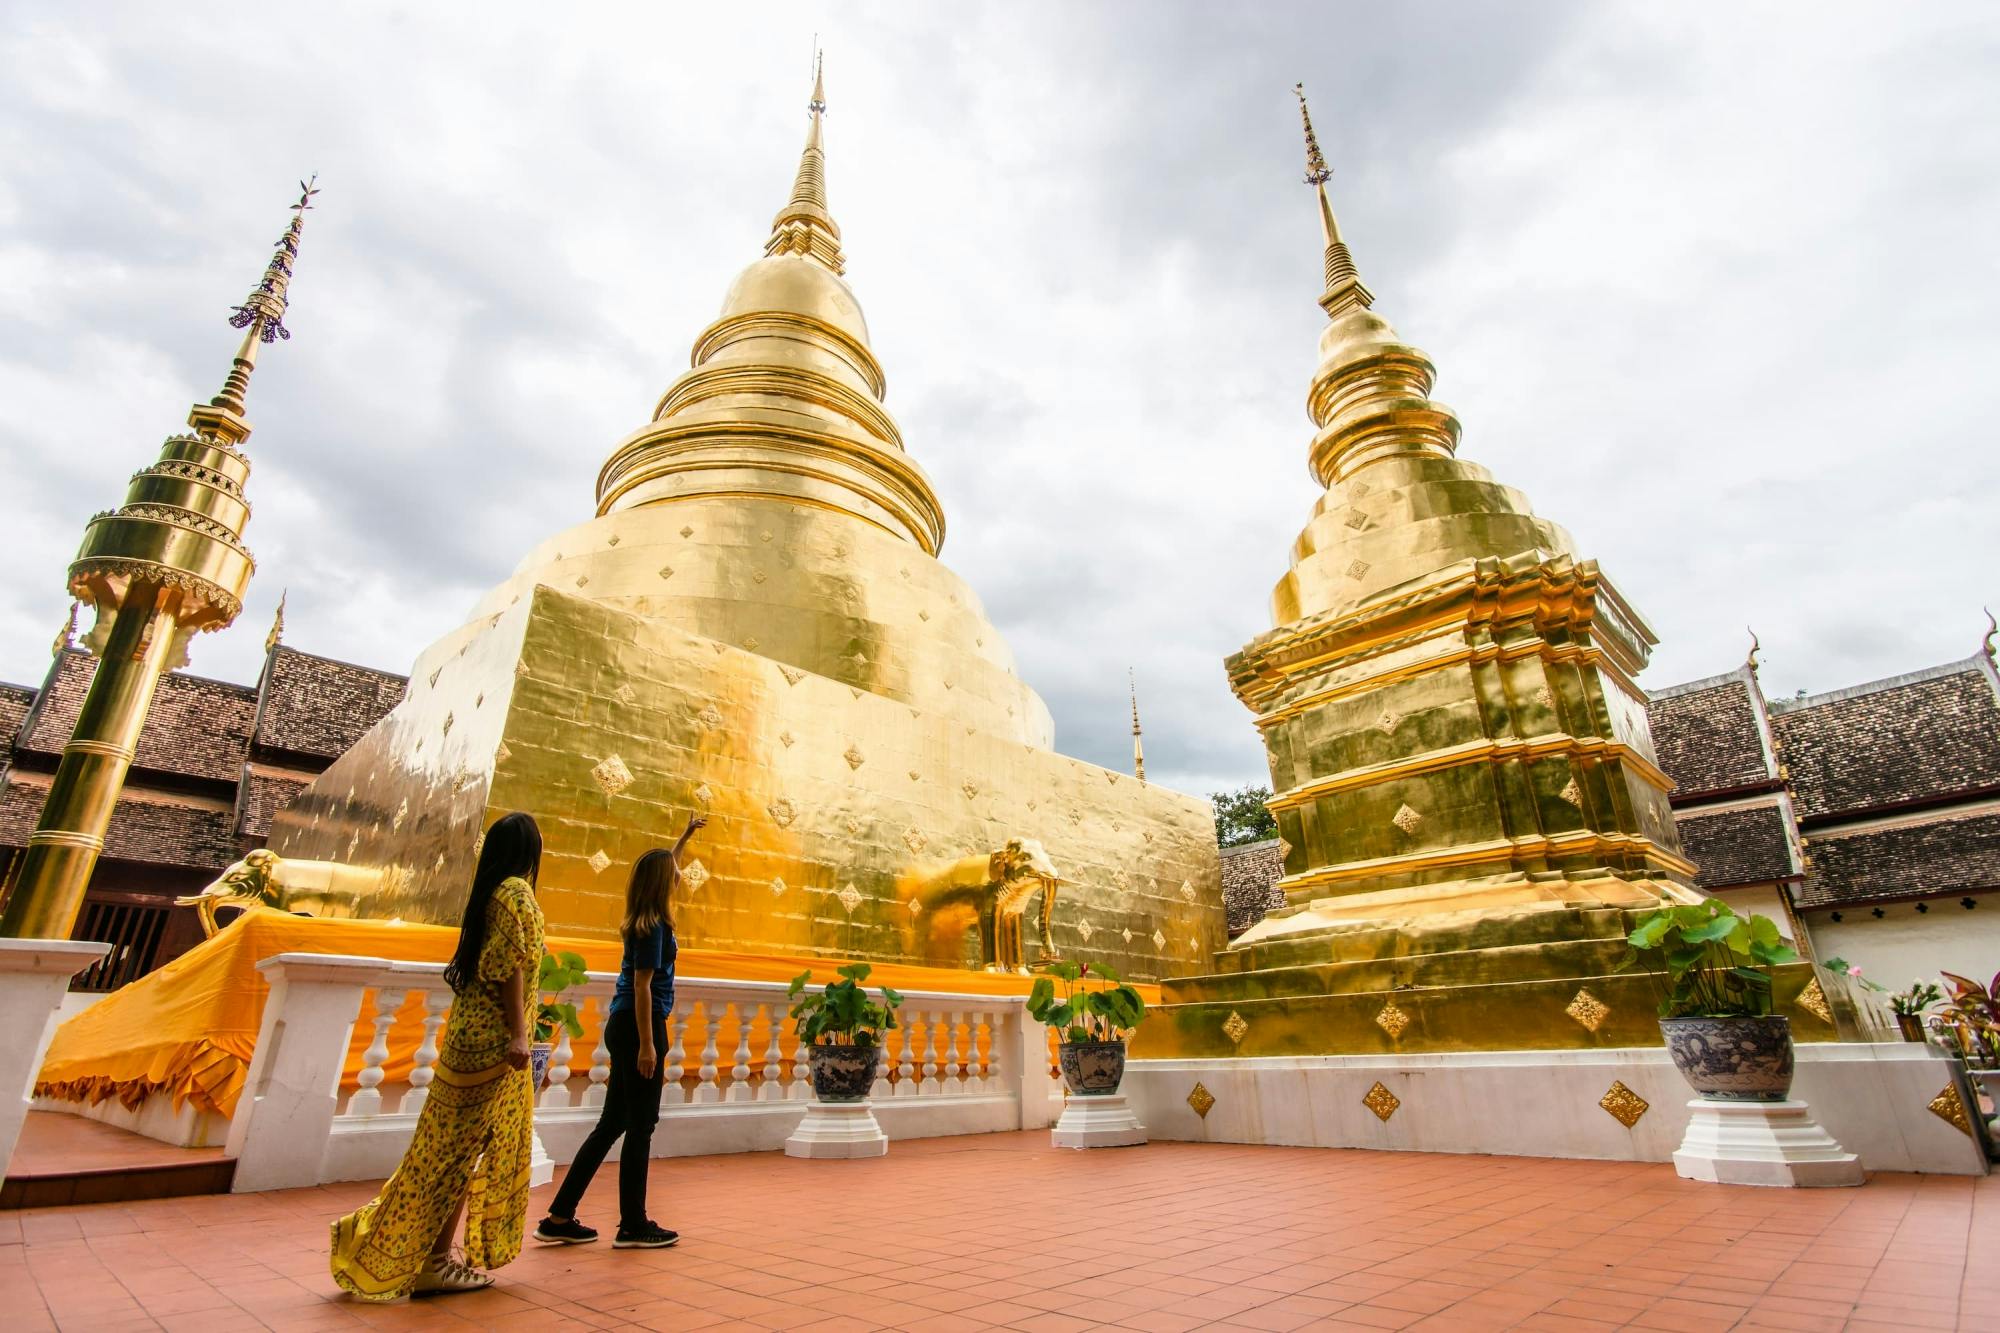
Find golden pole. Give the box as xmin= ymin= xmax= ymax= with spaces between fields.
xmin=0 ymin=180 xmax=316 ymax=940
xmin=0 ymin=590 xmax=182 ymax=937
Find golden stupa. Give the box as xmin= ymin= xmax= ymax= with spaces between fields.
xmin=1136 ymin=89 xmax=1847 ymax=1056
xmin=266 ymin=68 xmax=1225 ymax=980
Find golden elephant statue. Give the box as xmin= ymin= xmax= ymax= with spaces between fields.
xmin=900 ymin=838 xmax=1061 ymax=973
xmin=175 ymin=848 xmax=368 ymax=937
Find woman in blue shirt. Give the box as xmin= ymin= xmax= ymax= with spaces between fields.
xmin=534 ymin=814 xmax=703 ymax=1249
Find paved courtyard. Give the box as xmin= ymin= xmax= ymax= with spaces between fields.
xmin=1 ymin=1132 xmax=1990 ymax=1332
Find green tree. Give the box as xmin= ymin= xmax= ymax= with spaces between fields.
xmin=1211 ymin=785 xmax=1277 ymax=847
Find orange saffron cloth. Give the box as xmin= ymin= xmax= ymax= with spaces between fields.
xmin=36 ymin=909 xmax=1149 ymax=1121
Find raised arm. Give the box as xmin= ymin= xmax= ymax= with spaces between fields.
xmin=672 ymin=813 xmax=708 ymax=857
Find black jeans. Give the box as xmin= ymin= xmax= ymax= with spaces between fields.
xmin=549 ymin=1007 xmax=666 ymax=1229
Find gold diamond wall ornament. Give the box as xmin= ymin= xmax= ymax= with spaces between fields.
xmin=742 ymin=636 xmax=760 ymax=651
xmin=778 ymin=730 xmax=796 ymax=748
xmin=657 ymin=565 xmax=675 ymax=579
xmin=907 ymin=769 xmax=921 ymax=782
xmin=679 ymin=524 xmax=694 ymax=538
xmin=514 ymin=660 xmax=530 ymax=678
xmin=1392 ymin=804 xmax=1423 ymax=835
xmin=574 ymin=574 xmax=589 ymax=588
xmin=1153 ymin=928 xmax=1167 ymax=949
xmin=1566 ymin=989 xmax=1610 ymax=1033
xmin=441 ymin=712 xmax=454 ymax=738
xmin=1077 ymin=920 xmax=1095 ymax=942
xmin=1535 ymin=685 xmax=1554 ymax=709
xmin=961 ymin=781 xmax=979 ymax=800
xmin=693 ymin=783 xmax=714 ymax=805
xmin=752 ymin=570 xmax=767 ymax=585
xmin=1121 ymin=927 xmax=1134 ymax=944
xmin=767 ymin=798 xmax=798 ymax=828
xmin=1374 ymin=708 xmax=1400 ymax=734
xmin=837 ymin=883 xmax=863 ymax=914
xmin=1796 ymin=978 xmax=1832 ymax=1024
xmin=588 ymin=850 xmax=612 ymax=875
xmin=769 ymin=877 xmax=787 ymax=897
xmin=1929 ymin=1084 xmax=1973 ymax=1137
xmin=1222 ymin=1011 xmax=1250 ymax=1045
xmin=1180 ymin=881 xmax=1198 ymax=903
xmin=907 ymin=897 xmax=923 ymax=916
xmin=778 ymin=663 xmax=805 ymax=685
xmin=1278 ymin=838 xmax=1293 ymax=858
xmin=681 ymin=858 xmax=709 ymax=892
xmin=495 ymin=741 xmax=511 ymax=765
xmin=1187 ymin=1082 xmax=1215 ymax=1119
xmin=1599 ymin=1081 xmax=1649 ymax=1128
xmin=1558 ymin=777 xmax=1583 ymax=807
xmin=1375 ymin=1001 xmax=1411 ymax=1040
xmin=844 ymin=815 xmax=865 ymax=835
xmin=1344 ymin=509 xmax=1367 ymax=530
xmin=611 ymin=682 xmax=636 ymax=705
xmin=606 ymin=533 xmax=620 ymax=546
xmin=591 ymin=754 xmax=635 ymax=798
xmin=902 ymin=828 xmax=927 ymax=854
xmin=844 ymin=743 xmax=866 ymax=770
xmin=1362 ymin=1081 xmax=1401 ymax=1122
xmin=697 ymin=703 xmax=724 ymax=728
xmin=1347 ymin=559 xmax=1370 ymax=580
xmin=759 ymin=529 xmax=772 ymax=543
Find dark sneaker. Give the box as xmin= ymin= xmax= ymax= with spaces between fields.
xmin=612 ymin=1221 xmax=679 ymax=1249
xmin=533 ymin=1216 xmax=599 ymax=1245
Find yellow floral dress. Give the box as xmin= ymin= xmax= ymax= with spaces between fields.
xmin=330 ymin=875 xmax=544 ymax=1301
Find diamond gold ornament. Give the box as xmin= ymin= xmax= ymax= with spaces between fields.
xmin=679 ymin=525 xmax=694 ymax=538
xmin=837 ymin=882 xmax=863 ymax=914
xmin=657 ymin=564 xmax=675 ymax=579
xmin=1187 ymin=1082 xmax=1215 ymax=1119
xmin=767 ymin=798 xmax=798 ymax=828
xmin=1180 ymin=880 xmax=1198 ymax=904
xmin=1566 ymin=988 xmax=1610 ymax=1033
xmin=681 ymin=858 xmax=709 ymax=892
xmin=1347 ymin=559 xmax=1371 ymax=580
xmin=441 ymin=712 xmax=454 ymax=738
xmin=961 ymin=781 xmax=979 ymax=800
xmin=1362 ymin=1081 xmax=1401 ymax=1122
xmin=1391 ymin=803 xmax=1423 ymax=835
xmin=1121 ymin=927 xmax=1134 ymax=944
xmin=1599 ymin=1081 xmax=1649 ymax=1128
xmin=1375 ymin=1001 xmax=1411 ymax=1040
xmin=743 ymin=636 xmax=760 ymax=651
xmin=907 ymin=897 xmax=923 ymax=916
xmin=844 ymin=742 xmax=866 ymax=770
xmin=844 ymin=815 xmax=864 ymax=836
xmin=1222 ymin=1011 xmax=1250 ymax=1045
xmin=769 ymin=877 xmax=787 ymax=897
xmin=1796 ymin=977 xmax=1833 ymax=1024
xmin=902 ymin=828 xmax=928 ymax=855
xmin=1344 ymin=509 xmax=1367 ymax=530
xmin=697 ymin=703 xmax=724 ymax=728
xmin=778 ymin=664 xmax=805 ymax=685
xmin=588 ymin=850 xmax=612 ymax=875
xmin=1374 ymin=708 xmax=1400 ymax=734
xmin=778 ymin=730 xmax=796 ymax=748
xmin=1077 ymin=920 xmax=1095 ymax=942
xmin=1535 ymin=684 xmax=1554 ymax=709
xmin=1152 ymin=928 xmax=1167 ymax=949
xmin=1929 ymin=1084 xmax=1973 ymax=1137
xmin=590 ymin=754 xmax=635 ymax=798
xmin=693 ymin=783 xmax=714 ymax=804
xmin=752 ymin=570 xmax=766 ymax=585
xmin=495 ymin=741 xmax=511 ymax=765
xmin=611 ymin=682 xmax=636 ymax=705
xmin=1558 ymin=777 xmax=1583 ymax=807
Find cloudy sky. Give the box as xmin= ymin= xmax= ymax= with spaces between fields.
xmin=2 ymin=3 xmax=1995 ymax=798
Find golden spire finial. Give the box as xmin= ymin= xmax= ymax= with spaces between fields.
xmin=1293 ymin=83 xmax=1373 ymax=319
xmin=1129 ymin=668 xmax=1146 ymax=782
xmin=51 ymin=602 xmax=77 ymax=658
xmin=203 ymin=177 xmax=318 ymax=434
xmin=766 ymin=51 xmax=844 ymax=273
xmin=266 ymin=589 xmax=287 ymax=654
xmin=1745 ymin=627 xmax=1762 ymax=674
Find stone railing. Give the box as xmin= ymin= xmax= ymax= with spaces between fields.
xmin=227 ymin=953 xmax=1058 ymax=1192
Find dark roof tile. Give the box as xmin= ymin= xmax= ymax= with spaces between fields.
xmin=0 ymin=773 xmax=238 ymax=868
xmin=1796 ymin=811 xmax=2000 ymax=908
xmin=1646 ymin=676 xmax=1774 ymax=800
xmin=1772 ymin=665 xmax=2000 ymax=820
xmin=253 ymin=646 xmax=405 ymax=759
xmin=19 ymin=651 xmax=256 ymax=784
xmin=1677 ymin=803 xmax=1798 ymax=890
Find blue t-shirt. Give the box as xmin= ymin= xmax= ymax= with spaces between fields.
xmin=609 ymin=923 xmax=676 ymax=1019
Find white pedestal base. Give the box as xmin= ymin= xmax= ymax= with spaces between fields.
xmin=529 ymin=1128 xmax=554 ymax=1187
xmin=1672 ymin=1099 xmax=1864 ymax=1187
xmin=1051 ymin=1093 xmax=1147 ymax=1149
xmin=784 ymin=1100 xmax=888 ymax=1159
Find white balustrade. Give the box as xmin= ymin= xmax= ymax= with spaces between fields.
xmin=226 ymin=954 xmax=1055 ymax=1192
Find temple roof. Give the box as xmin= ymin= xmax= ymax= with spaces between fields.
xmin=1795 ymin=809 xmax=2000 ymax=909
xmin=18 ymin=650 xmax=258 ymax=785
xmin=1645 ymin=668 xmax=1778 ymax=802
xmin=1770 ymin=658 xmax=2000 ymax=821
xmin=1674 ymin=803 xmax=1800 ymax=891
xmin=0 ymin=774 xmax=239 ymax=870
xmin=254 ymin=645 xmax=406 ymax=760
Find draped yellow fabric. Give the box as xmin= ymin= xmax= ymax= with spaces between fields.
xmin=35 ymin=908 xmax=1123 ymax=1121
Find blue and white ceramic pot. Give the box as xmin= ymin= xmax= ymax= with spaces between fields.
xmin=1659 ymin=1015 xmax=1794 ymax=1101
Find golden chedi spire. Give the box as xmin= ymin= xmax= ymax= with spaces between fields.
xmin=0 ymin=181 xmax=315 ymax=940
xmin=596 ymin=57 xmax=945 ymax=553
xmin=1129 ymin=668 xmax=1146 ymax=782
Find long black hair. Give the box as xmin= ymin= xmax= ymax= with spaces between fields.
xmin=620 ymin=848 xmax=677 ymax=943
xmin=443 ymin=811 xmax=542 ymax=993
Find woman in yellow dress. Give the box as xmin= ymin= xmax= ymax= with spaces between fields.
xmin=330 ymin=811 xmax=546 ymax=1300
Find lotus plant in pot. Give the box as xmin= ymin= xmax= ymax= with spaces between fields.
xmin=1619 ymin=901 xmax=1799 ymax=1101
xmin=1027 ymin=959 xmax=1146 ymax=1096
xmin=788 ymin=963 xmax=904 ymax=1102
xmin=532 ymin=949 xmax=591 ymax=1092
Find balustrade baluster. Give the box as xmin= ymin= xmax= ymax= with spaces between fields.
xmin=920 ymin=1011 xmax=941 ymax=1096
xmin=401 ymin=986 xmax=450 ymax=1115
xmin=727 ymin=1003 xmax=753 ymax=1103
xmin=967 ymin=1011 xmax=989 ymax=1092
xmin=694 ymin=1002 xmax=721 ymax=1104
xmin=895 ymin=1013 xmax=917 ymax=1097
xmin=664 ymin=1000 xmax=689 ymax=1107
xmin=539 ymin=1023 xmax=575 ymax=1108
xmin=347 ymin=988 xmax=398 ymax=1116
xmin=945 ymin=1010 xmax=965 ymax=1094
xmin=757 ymin=1004 xmax=785 ymax=1102
xmin=788 ymin=1025 xmax=812 ymax=1100
xmin=585 ymin=997 xmax=611 ymax=1107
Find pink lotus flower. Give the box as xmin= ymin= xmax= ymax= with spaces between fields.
xmin=1847 ymin=966 xmax=1864 ymax=978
